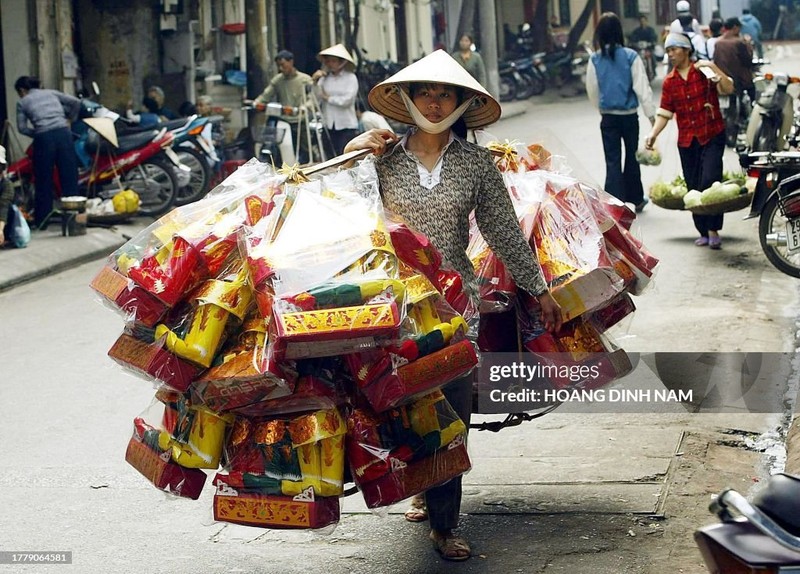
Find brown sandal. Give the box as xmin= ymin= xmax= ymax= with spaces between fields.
xmin=403 ymin=494 xmax=428 ymax=522
xmin=430 ymin=530 xmax=471 ymax=561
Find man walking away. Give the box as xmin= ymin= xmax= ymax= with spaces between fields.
xmin=740 ymin=9 xmax=763 ymax=59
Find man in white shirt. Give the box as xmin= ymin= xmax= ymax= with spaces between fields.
xmin=669 ymin=0 xmax=707 ymax=60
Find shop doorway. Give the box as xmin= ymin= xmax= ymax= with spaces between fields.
xmin=276 ymin=0 xmax=321 ymax=76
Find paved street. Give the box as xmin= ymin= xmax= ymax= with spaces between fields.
xmin=1 ymin=43 xmax=799 ymax=574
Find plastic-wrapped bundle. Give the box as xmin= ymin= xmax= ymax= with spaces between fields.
xmin=346 ymin=390 xmax=471 ymax=508
xmin=213 ymin=408 xmax=346 ymax=530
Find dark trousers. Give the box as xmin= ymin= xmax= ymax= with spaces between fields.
xmin=678 ymin=131 xmax=726 ymax=235
xmin=33 ymin=127 xmax=79 ymax=227
xmin=600 ymin=113 xmax=644 ymax=205
xmin=425 ymin=374 xmax=472 ymax=531
xmin=326 ymin=128 xmax=358 ymax=157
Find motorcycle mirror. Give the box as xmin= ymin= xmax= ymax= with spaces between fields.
xmin=92 ymin=81 xmax=100 ymax=97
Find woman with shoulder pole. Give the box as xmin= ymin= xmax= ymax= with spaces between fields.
xmin=344 ymin=50 xmax=562 ymax=562
xmin=645 ymin=33 xmax=733 ymax=249
xmin=312 ymin=44 xmax=360 ymax=156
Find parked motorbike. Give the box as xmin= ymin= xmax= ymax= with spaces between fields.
xmin=498 ymin=58 xmax=534 ymax=101
xmin=740 ymin=150 xmax=800 ymax=277
xmin=695 ymin=473 xmax=800 ymax=573
xmin=171 ymin=115 xmax=218 ymax=206
xmin=515 ymin=55 xmax=547 ymax=96
xmin=539 ymin=42 xmax=591 ymax=89
xmin=7 ymin=98 xmax=183 ymax=219
xmin=633 ymin=40 xmax=656 ymax=83
xmin=721 ymin=90 xmax=752 ymax=149
xmin=744 ymin=72 xmax=800 ymax=152
xmin=242 ymin=101 xmax=301 ymax=166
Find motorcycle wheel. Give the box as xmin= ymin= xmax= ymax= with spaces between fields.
xmin=524 ymin=71 xmax=546 ymax=96
xmin=174 ymin=147 xmax=212 ymax=206
xmin=758 ymin=195 xmax=800 ymax=278
xmin=753 ymin=116 xmax=780 ymax=152
xmin=515 ymin=74 xmax=535 ymax=100
xmin=499 ymin=76 xmax=517 ymax=102
xmin=123 ymin=156 xmax=178 ymax=217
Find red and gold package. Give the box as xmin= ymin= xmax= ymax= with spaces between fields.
xmin=212 ymin=473 xmax=340 ymax=529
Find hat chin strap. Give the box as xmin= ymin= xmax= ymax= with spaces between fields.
xmin=399 ymin=88 xmax=475 ymax=134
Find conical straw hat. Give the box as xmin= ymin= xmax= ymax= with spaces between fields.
xmin=84 ymin=117 xmax=119 ymax=147
xmin=317 ymin=44 xmax=356 ymax=72
xmin=368 ymin=50 xmax=501 ymax=129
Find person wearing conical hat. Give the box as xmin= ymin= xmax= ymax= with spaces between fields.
xmin=311 ymin=44 xmax=359 ymax=156
xmin=344 ymin=50 xmax=561 ymax=562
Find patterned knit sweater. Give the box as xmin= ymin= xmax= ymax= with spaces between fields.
xmin=374 ymin=136 xmax=548 ymax=300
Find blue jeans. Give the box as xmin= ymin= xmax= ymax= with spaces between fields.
xmin=33 ymin=127 xmax=79 ymax=227
xmin=600 ymin=113 xmax=644 ymax=205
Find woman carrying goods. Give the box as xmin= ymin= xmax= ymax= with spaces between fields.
xmin=645 ymin=33 xmax=733 ymax=249
xmin=312 ymin=44 xmax=360 ymax=156
xmin=344 ymin=50 xmax=561 ymax=561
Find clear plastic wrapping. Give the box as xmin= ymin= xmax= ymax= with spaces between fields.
xmin=346 ymin=390 xmax=470 ymax=509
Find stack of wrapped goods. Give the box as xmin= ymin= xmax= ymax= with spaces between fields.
xmin=91 ymin=160 xmax=478 ymax=530
xmin=471 ymin=142 xmax=659 ymax=394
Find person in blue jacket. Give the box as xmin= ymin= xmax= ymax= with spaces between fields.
xmin=586 ymin=13 xmax=656 ymax=212
xmin=740 ymin=9 xmax=763 ymax=59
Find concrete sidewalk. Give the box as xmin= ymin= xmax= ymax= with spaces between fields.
xmin=0 ymin=218 xmax=149 ymax=293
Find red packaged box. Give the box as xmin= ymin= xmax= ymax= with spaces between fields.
xmin=212 ymin=474 xmax=339 ymax=529
xmin=359 ymin=438 xmax=471 ymax=508
xmin=347 ymin=340 xmax=478 ymax=412
xmin=108 ymin=333 xmax=203 ymax=392
xmin=274 ymin=301 xmax=401 ymax=359
xmin=90 ymin=265 xmax=169 ymax=327
xmin=125 ymin=436 xmax=207 ymax=500
xmin=191 ymin=353 xmax=294 ymax=412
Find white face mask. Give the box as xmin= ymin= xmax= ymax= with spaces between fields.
xmin=398 ymin=87 xmax=475 ymax=134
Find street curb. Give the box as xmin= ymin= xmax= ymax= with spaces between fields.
xmin=785 ymin=414 xmax=800 ymax=475
xmin=0 ymin=242 xmax=126 ymax=293
xmin=0 ymin=234 xmax=128 ymax=293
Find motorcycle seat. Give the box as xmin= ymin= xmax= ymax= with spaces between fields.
xmin=161 ymin=119 xmax=189 ymax=131
xmin=752 ymin=473 xmax=800 ymax=535
xmin=696 ymin=519 xmax=800 ymax=567
xmin=85 ymin=130 xmax=160 ymax=155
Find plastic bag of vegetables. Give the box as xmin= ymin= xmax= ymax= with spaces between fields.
xmin=635 ymin=146 xmax=662 ymax=166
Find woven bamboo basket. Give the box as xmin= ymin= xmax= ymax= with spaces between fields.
xmin=649 ymin=193 xmax=686 ymax=211
xmin=688 ymin=191 xmax=754 ymax=216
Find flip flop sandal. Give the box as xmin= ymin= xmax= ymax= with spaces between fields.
xmin=709 ymin=236 xmax=722 ymax=250
xmin=430 ymin=531 xmax=472 ymax=562
xmin=404 ymin=495 xmax=428 ymax=522
xmin=694 ymin=236 xmax=709 ymax=246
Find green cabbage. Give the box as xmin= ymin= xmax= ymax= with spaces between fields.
xmin=683 ymin=190 xmax=703 ymax=208
xmin=701 ymin=182 xmax=744 ymax=205
xmin=649 ymin=181 xmax=672 ymax=201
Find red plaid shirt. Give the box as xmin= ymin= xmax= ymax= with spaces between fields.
xmin=659 ymin=66 xmax=725 ymax=147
